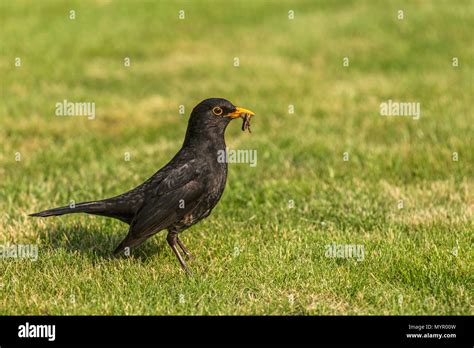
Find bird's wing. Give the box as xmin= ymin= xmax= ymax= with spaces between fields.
xmin=121 ymin=160 xmax=206 ymax=245
xmin=98 ymin=151 xmax=193 ymax=224
xmin=152 ymin=160 xmax=201 ymax=196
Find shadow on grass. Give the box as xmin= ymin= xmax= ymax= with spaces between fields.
xmin=37 ymin=218 xmax=168 ymax=262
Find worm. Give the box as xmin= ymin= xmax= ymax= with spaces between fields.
xmin=241 ymin=113 xmax=252 ymax=133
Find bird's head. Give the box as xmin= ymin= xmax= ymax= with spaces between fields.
xmin=186 ymin=98 xmax=255 ymax=139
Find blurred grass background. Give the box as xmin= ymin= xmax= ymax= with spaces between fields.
xmin=0 ymin=0 xmax=472 ymax=314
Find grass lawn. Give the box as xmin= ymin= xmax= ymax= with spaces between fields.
xmin=0 ymin=0 xmax=472 ymax=315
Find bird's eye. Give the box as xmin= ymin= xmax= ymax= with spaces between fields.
xmin=212 ymin=107 xmax=223 ymax=116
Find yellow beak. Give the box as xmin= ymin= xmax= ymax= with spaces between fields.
xmin=226 ymin=107 xmax=256 ymax=119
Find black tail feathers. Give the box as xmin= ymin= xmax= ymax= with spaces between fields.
xmin=29 ymin=201 xmax=107 ymax=218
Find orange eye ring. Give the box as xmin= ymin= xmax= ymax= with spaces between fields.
xmin=212 ymin=107 xmax=223 ymax=116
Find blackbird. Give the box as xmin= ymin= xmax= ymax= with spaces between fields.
xmin=30 ymin=98 xmax=255 ymax=274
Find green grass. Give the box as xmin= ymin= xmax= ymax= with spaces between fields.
xmin=0 ymin=0 xmax=472 ymax=315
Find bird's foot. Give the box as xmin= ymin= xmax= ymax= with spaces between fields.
xmin=176 ymin=236 xmax=195 ymax=261
xmin=182 ymin=264 xmax=193 ymax=277
xmin=168 ymin=233 xmax=194 ymax=276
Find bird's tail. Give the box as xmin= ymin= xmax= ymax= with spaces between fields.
xmin=29 ymin=201 xmax=108 ymax=218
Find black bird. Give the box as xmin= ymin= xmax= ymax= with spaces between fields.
xmin=30 ymin=98 xmax=255 ymax=274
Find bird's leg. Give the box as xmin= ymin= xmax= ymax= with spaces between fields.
xmin=166 ymin=232 xmax=192 ymax=276
xmin=176 ymin=236 xmax=195 ymax=261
